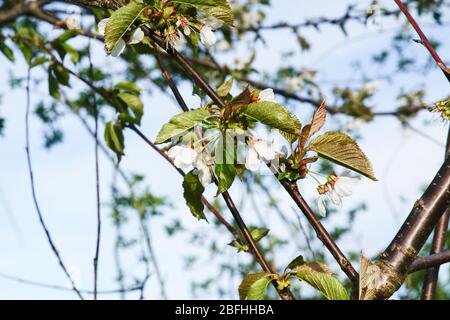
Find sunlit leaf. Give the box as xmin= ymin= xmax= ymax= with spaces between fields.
xmin=294 ymin=263 xmax=349 ymax=300
xmin=307 ymin=131 xmax=376 ymax=180
xmin=239 ymin=272 xmax=272 ymax=300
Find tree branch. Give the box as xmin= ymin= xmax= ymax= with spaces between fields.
xmin=409 ymin=250 xmax=450 ymax=273
xmin=420 ymin=129 xmax=450 ymax=299
xmin=361 ymin=158 xmax=450 ymax=300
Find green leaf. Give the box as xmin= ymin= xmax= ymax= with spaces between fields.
xmin=117 ymin=92 xmax=143 ymax=123
xmin=173 ymin=0 xmax=234 ymax=25
xmin=307 ymin=131 xmax=377 ymax=180
xmin=286 ymin=255 xmax=305 ymax=270
xmin=239 ymin=272 xmax=272 ymax=300
xmin=214 ymin=164 xmax=236 ymax=195
xmin=242 ymin=102 xmax=301 ymax=135
xmin=295 ymin=263 xmax=349 ymax=300
xmin=104 ymin=1 xmax=147 ymax=54
xmin=250 ymin=227 xmax=270 ymax=242
xmin=30 ymin=57 xmax=49 ymax=69
xmin=217 ymin=78 xmax=233 ymax=97
xmin=182 ymin=171 xmax=206 ymax=220
xmin=0 ymin=41 xmax=15 ymax=62
xmin=48 ymin=69 xmax=60 ymax=100
xmin=115 ymin=81 xmax=141 ymax=94
xmin=155 ymin=109 xmax=211 ymax=144
xmin=52 ymin=65 xmax=70 ymax=87
xmin=228 ymin=227 xmax=269 ymax=252
xmin=104 ymin=121 xmax=125 ymax=162
xmin=61 ymin=43 xmax=80 ymax=64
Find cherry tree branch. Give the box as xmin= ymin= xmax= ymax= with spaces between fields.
xmin=420 ymin=131 xmax=450 ymax=299
xmin=409 ymin=250 xmax=450 ymax=273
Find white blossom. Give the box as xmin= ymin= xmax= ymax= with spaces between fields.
xmin=314 ymin=173 xmax=360 ymax=217
xmin=199 ymin=18 xmax=223 ymax=47
xmin=199 ymin=25 xmax=216 ymax=47
xmin=345 ymin=118 xmax=366 ymax=132
xmin=241 ymin=11 xmax=262 ymax=29
xmin=176 ymin=16 xmax=191 ymax=36
xmin=245 ymin=147 xmax=260 ymax=171
xmin=258 ymin=88 xmax=277 ymax=103
xmin=284 ymin=76 xmax=305 ymax=93
xmin=245 ymin=139 xmax=278 ymax=171
xmin=363 ymin=80 xmax=380 ymax=95
xmin=167 ymin=145 xmax=197 ymax=169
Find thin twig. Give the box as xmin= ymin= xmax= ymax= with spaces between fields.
xmin=0 ymin=271 xmax=144 ymax=295
xmin=24 ymin=66 xmax=83 ymax=300
xmin=394 ymin=0 xmax=450 ymax=82
xmin=87 ymin=36 xmax=102 ymax=301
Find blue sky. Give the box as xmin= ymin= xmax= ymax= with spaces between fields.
xmin=0 ymin=0 xmax=449 ymax=299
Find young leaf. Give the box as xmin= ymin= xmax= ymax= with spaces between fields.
xmin=228 ymin=228 xmax=269 ymax=252
xmin=242 ymin=102 xmax=301 ymax=135
xmin=250 ymin=227 xmax=270 ymax=242
xmin=117 ymin=92 xmax=143 ymax=123
xmin=115 ymin=81 xmax=141 ymax=94
xmin=155 ymin=109 xmax=211 ymax=144
xmin=104 ymin=1 xmax=147 ymax=54
xmin=48 ymin=69 xmax=60 ymax=100
xmin=307 ymin=131 xmax=377 ymax=180
xmin=308 ymin=100 xmax=326 ymax=138
xmin=214 ymin=163 xmax=236 ymax=195
xmin=0 ymin=41 xmax=15 ymax=62
xmin=217 ymin=78 xmax=233 ymax=97
xmin=182 ymin=171 xmax=206 ymax=220
xmin=172 ymin=0 xmax=234 ymax=25
xmin=286 ymin=255 xmax=305 ymax=270
xmin=239 ymin=272 xmax=272 ymax=300
xmin=295 ymin=263 xmax=349 ymax=300
xmin=104 ymin=121 xmax=125 ymax=162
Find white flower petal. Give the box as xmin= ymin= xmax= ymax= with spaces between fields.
xmin=200 ymin=26 xmax=216 ymax=47
xmin=168 ymin=146 xmax=197 ymax=169
xmin=334 ymin=175 xmax=360 ymax=197
xmin=254 ymin=140 xmax=277 ymax=161
xmin=245 ymin=148 xmax=261 ymax=171
xmin=328 ymin=190 xmax=342 ymax=207
xmin=128 ymin=27 xmax=144 ymax=45
xmin=198 ymin=167 xmax=212 ymax=187
xmin=258 ymin=88 xmax=276 ymax=103
xmin=97 ymin=18 xmax=109 ymax=36
xmin=111 ymin=38 xmax=126 ymax=57
xmin=317 ymin=195 xmax=327 ymax=217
